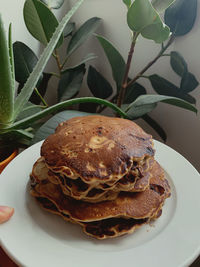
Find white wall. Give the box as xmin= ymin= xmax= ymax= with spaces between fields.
xmin=0 ymin=0 xmax=199 ymax=172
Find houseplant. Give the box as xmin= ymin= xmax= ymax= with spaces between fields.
xmin=0 ymin=0 xmax=126 ymax=172
xmin=32 ymin=0 xmax=198 ymax=144
xmin=0 ymin=0 xmax=198 ymax=172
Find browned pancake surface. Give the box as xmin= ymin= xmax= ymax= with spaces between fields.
xmin=41 ymin=115 xmax=154 ymax=182
xmin=31 ymin=179 xmax=164 ymax=222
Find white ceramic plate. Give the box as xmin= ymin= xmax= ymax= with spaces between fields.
xmin=0 ymin=140 xmax=200 ymax=267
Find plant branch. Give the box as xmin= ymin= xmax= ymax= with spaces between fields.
xmin=34 ymin=88 xmax=48 ymax=107
xmin=126 ymin=34 xmax=175 ymax=88
xmin=117 ymin=32 xmax=139 ymax=108
xmin=53 ymin=49 xmax=62 ymax=74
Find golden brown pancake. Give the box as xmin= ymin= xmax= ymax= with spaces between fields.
xmin=31 ymin=157 xmax=154 ymax=202
xmin=30 ymin=164 xmax=170 ymax=239
xmin=30 ymin=172 xmax=169 ymax=223
xmin=41 ymin=115 xmax=155 ymax=184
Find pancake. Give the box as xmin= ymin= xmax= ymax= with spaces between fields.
xmin=41 ymin=115 xmax=155 ymax=184
xmin=30 ymin=170 xmax=169 ymax=239
xmin=30 ymin=161 xmax=170 ymax=223
xmin=31 ymin=157 xmax=154 ymax=202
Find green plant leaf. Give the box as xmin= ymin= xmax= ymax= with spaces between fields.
xmin=126 ymin=94 xmax=197 ymax=120
xmin=24 ymin=0 xmax=63 ymax=47
xmin=13 ymin=41 xmax=43 ymax=86
xmin=8 ymin=24 xmax=15 ymax=93
xmin=141 ymin=16 xmax=170 ymax=43
xmin=63 ymin=22 xmax=75 ymax=38
xmin=123 ymin=0 xmax=131 ymax=9
xmin=164 ymin=0 xmax=197 ymax=36
xmin=127 ymin=0 xmax=170 ymax=42
xmin=67 ymin=17 xmax=101 ymax=57
xmin=96 ymin=35 xmax=126 ymax=89
xmin=124 ymin=82 xmax=146 ymax=104
xmin=58 ymin=64 xmax=86 ymax=102
xmin=69 ymin=53 xmax=97 ymax=70
xmin=149 ymin=74 xmax=196 ymax=104
xmin=152 ymin=0 xmax=175 ymax=12
xmin=180 ymin=72 xmax=199 ymax=93
xmin=142 ymin=114 xmax=167 ymax=142
xmin=16 ymin=101 xmax=42 ymax=121
xmin=31 ymin=110 xmax=91 ymax=144
xmin=41 ymin=0 xmax=64 ymax=9
xmin=79 ymin=102 xmax=99 ymax=113
xmin=127 ymin=0 xmax=157 ymax=32
xmin=11 ymin=97 xmax=127 ymax=130
xmin=87 ymin=66 xmax=113 ymax=99
xmin=141 ymin=19 xmax=170 ymax=43
xmin=14 ymin=0 xmax=85 ymax=120
xmin=170 ymin=51 xmax=187 ymax=77
xmin=0 ymin=15 xmax=14 ymax=126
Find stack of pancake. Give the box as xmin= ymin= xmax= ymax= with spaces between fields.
xmin=30 ymin=115 xmax=171 ymax=239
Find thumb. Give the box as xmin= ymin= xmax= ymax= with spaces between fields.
xmin=0 ymin=206 xmax=14 ymax=224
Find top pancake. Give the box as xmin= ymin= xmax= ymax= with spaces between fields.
xmin=41 ymin=115 xmax=154 ymax=183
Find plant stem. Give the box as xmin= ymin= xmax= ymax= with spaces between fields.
xmin=60 ymin=55 xmax=69 ymax=70
xmin=49 ymin=72 xmax=60 ymax=78
xmin=126 ymin=34 xmax=175 ymax=88
xmin=117 ymin=32 xmax=139 ymax=108
xmin=98 ymin=34 xmax=175 ymax=115
xmin=53 ymin=49 xmax=62 ymax=74
xmin=34 ymin=88 xmax=48 ymax=107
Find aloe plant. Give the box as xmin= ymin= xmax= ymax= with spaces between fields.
xmin=0 ymin=0 xmax=127 ymax=154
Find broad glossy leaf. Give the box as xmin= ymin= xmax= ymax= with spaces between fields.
xmin=142 ymin=114 xmax=167 ymax=142
xmin=126 ymin=102 xmax=157 ymax=119
xmin=58 ymin=65 xmax=86 ymax=101
xmin=67 ymin=17 xmax=101 ymax=57
xmin=127 ymin=0 xmax=157 ymax=32
xmin=170 ymin=51 xmax=187 ymax=77
xmin=31 ymin=110 xmax=91 ymax=144
xmin=87 ymin=66 xmax=113 ymax=99
xmin=180 ymin=72 xmax=199 ymax=93
xmin=0 ymin=15 xmax=14 ymax=125
xmin=13 ymin=41 xmax=43 ymax=86
xmin=96 ymin=35 xmax=126 ymax=89
xmin=79 ymin=102 xmax=99 ymax=113
xmin=63 ymin=22 xmax=75 ymax=38
xmin=24 ymin=0 xmax=63 ymax=47
xmin=152 ymin=0 xmax=175 ymax=12
xmin=149 ymin=74 xmax=196 ymax=104
xmin=127 ymin=0 xmax=170 ymax=42
xmin=126 ymin=94 xmax=197 ymax=120
xmin=123 ymin=82 xmax=146 ymax=104
xmin=164 ymin=0 xmax=197 ymax=36
xmin=11 ymin=97 xmax=127 ymax=130
xmin=141 ymin=17 xmax=170 ymax=43
xmin=41 ymin=0 xmax=64 ymax=9
xmin=14 ymin=0 xmax=85 ymax=120
xmin=69 ymin=53 xmax=97 ymax=70
xmin=123 ymin=0 xmax=131 ymax=8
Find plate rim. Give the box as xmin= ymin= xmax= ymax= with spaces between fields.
xmin=0 ymin=140 xmax=200 ymax=267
